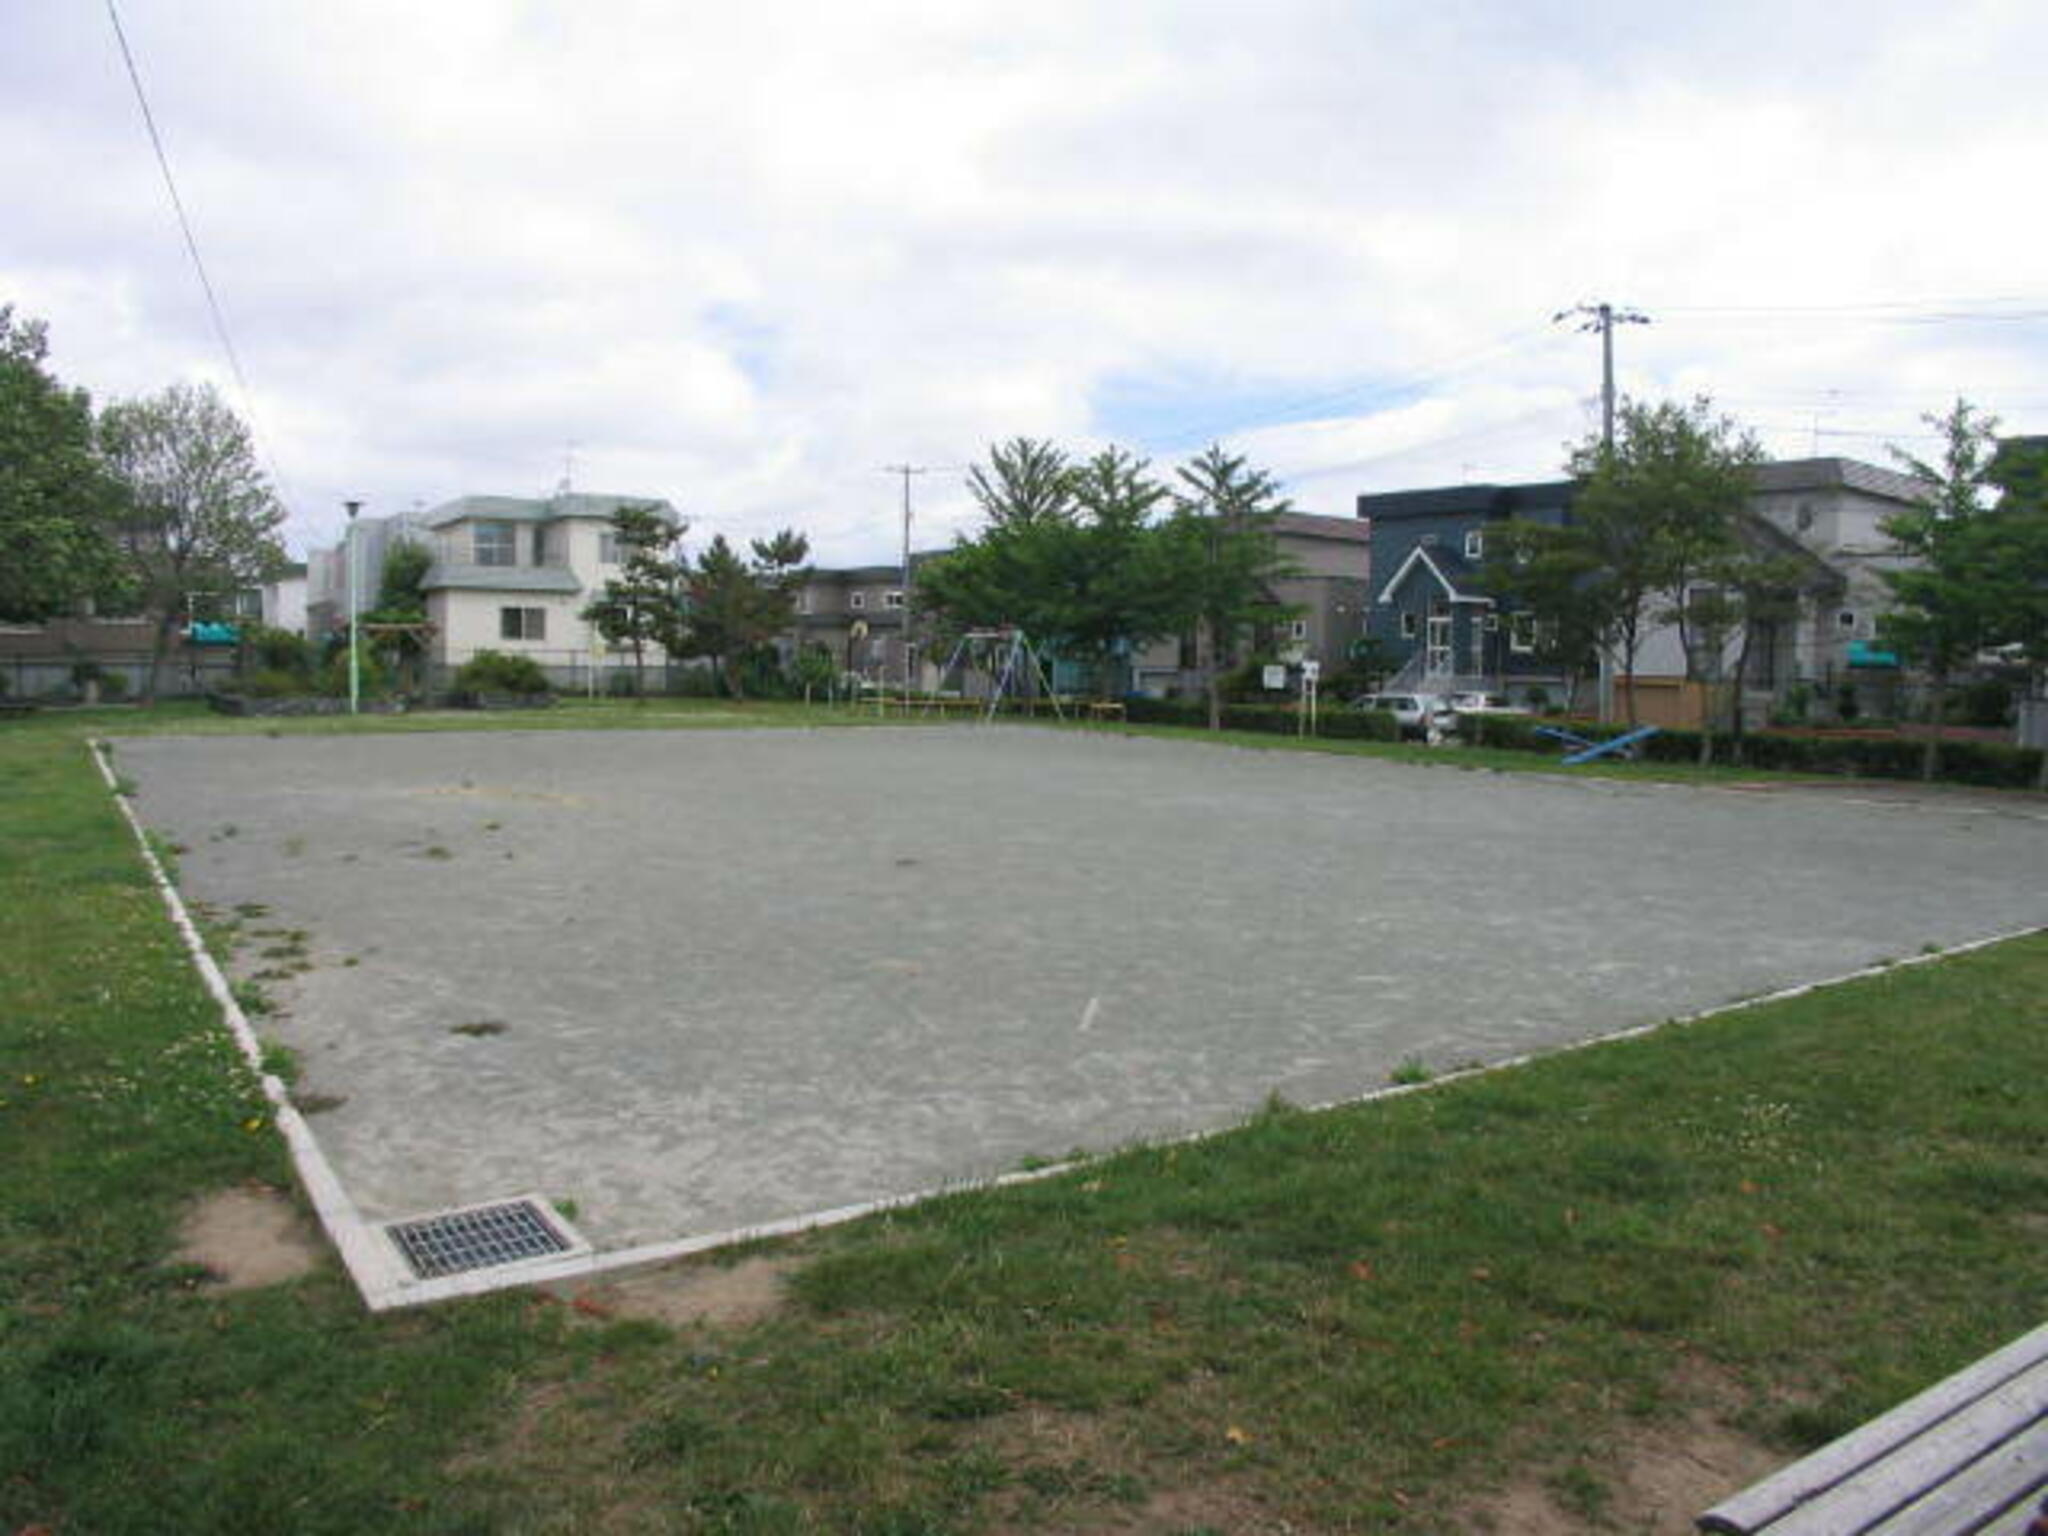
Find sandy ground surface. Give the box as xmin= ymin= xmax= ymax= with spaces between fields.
xmin=117 ymin=726 xmax=2048 ymax=1251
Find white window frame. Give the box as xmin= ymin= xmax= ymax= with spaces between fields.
xmin=474 ymin=521 xmax=517 ymax=567
xmin=883 ymin=590 xmax=905 ymax=610
xmin=1288 ymin=617 xmax=1309 ymax=642
xmin=850 ymin=591 xmax=867 ymax=611
xmin=500 ymin=605 xmax=546 ymax=641
xmin=1464 ymin=528 xmax=1484 ymax=561
xmin=1508 ymin=613 xmax=1537 ymax=654
xmin=598 ymin=532 xmax=622 ymax=565
xmin=1400 ymin=611 xmax=1418 ymax=640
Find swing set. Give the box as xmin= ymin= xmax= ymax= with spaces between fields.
xmin=933 ymin=628 xmax=1066 ymax=724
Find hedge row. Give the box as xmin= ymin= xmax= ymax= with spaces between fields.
xmin=1460 ymin=712 xmax=2045 ymax=789
xmin=1122 ymin=695 xmax=1402 ymax=742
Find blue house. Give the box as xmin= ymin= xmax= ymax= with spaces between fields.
xmin=1356 ymin=480 xmax=1574 ymax=702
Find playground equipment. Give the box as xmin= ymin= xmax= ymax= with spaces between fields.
xmin=1533 ymin=723 xmax=1661 ymax=765
xmin=935 ymin=628 xmax=1065 ymax=724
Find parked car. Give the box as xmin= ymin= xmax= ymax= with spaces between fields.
xmin=1447 ymin=691 xmax=1529 ymax=716
xmin=1353 ymin=691 xmax=1456 ymax=738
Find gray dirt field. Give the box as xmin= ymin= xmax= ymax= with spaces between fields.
xmin=117 ymin=726 xmax=2048 ymax=1250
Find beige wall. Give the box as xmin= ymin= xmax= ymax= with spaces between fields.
xmin=425 ymin=514 xmax=673 ymax=677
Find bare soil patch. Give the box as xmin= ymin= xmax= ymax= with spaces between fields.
xmin=1461 ymin=1360 xmax=1785 ymax=1533
xmin=549 ymin=1253 xmax=800 ymax=1329
xmin=174 ymin=1182 xmax=324 ymax=1289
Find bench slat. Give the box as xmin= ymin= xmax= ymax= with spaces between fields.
xmin=1867 ymin=1421 xmax=2048 ymax=1536
xmin=1757 ymin=1371 xmax=2048 ymax=1536
xmin=1700 ymin=1322 xmax=2048 ymax=1535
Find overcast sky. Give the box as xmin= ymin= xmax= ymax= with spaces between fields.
xmin=6 ymin=0 xmax=2044 ymax=565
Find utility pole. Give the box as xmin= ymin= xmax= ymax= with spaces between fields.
xmin=343 ymin=498 xmax=362 ymax=715
xmin=1554 ymin=301 xmax=1650 ymax=451
xmin=881 ymin=464 xmax=928 ymax=697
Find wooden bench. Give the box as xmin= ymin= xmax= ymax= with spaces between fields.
xmin=1698 ymin=1320 xmax=2048 ymax=1535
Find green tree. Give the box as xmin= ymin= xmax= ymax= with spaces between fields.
xmin=1564 ymin=397 xmax=1764 ymax=724
xmin=581 ymin=502 xmax=686 ymax=698
xmin=1166 ymin=443 xmax=1299 ymax=730
xmin=1880 ymin=400 xmax=2004 ymax=780
xmin=360 ymin=537 xmax=433 ymax=692
xmin=965 ymin=437 xmax=1074 ymax=529
xmin=791 ymin=642 xmax=838 ymax=703
xmin=1978 ymin=434 xmax=2048 ymax=788
xmin=1684 ymin=547 xmax=1814 ymax=764
xmin=919 ymin=444 xmax=1205 ymax=700
xmin=0 ymin=306 xmax=128 ymax=622
xmin=1061 ymin=447 xmax=1183 ymax=696
xmin=1481 ymin=519 xmax=1614 ymax=713
xmin=916 ymin=441 xmax=1077 ymax=673
xmin=98 ymin=381 xmax=288 ymax=703
xmin=677 ymin=530 xmax=811 ymax=699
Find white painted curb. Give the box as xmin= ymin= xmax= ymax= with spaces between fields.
xmin=93 ymin=740 xmax=412 ymax=1305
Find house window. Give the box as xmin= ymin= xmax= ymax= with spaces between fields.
xmin=1288 ymin=618 xmax=1309 ymax=642
xmin=1464 ymin=529 xmax=1484 ymax=560
xmin=474 ymin=521 xmax=517 ymax=567
xmin=883 ymin=590 xmax=905 ymax=610
xmin=1400 ymin=611 xmax=1419 ymax=639
xmin=500 ymin=606 xmax=546 ymax=641
xmin=1509 ymin=614 xmax=1537 ymax=654
xmin=850 ymin=591 xmax=867 ymax=610
xmin=531 ymin=526 xmax=549 ymax=566
xmin=1837 ymin=609 xmax=1857 ymax=631
xmin=599 ymin=532 xmax=622 ymax=564
xmin=796 ymin=588 xmax=812 ymax=615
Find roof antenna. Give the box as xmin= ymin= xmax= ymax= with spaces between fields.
xmin=557 ymin=439 xmax=579 ymax=497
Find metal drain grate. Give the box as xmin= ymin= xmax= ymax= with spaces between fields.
xmin=385 ymin=1199 xmax=572 ymax=1279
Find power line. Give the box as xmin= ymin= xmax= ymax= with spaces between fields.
xmin=1655 ymin=294 xmax=2044 ymax=317
xmin=1136 ymin=323 xmax=1557 ymax=454
xmin=105 ymin=0 xmax=295 ymax=508
xmin=1284 ymin=399 xmax=1582 ymax=484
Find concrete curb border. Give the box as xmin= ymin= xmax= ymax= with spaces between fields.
xmin=95 ymin=737 xmax=2048 ymax=1311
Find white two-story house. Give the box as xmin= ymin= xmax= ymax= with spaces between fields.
xmin=418 ymin=492 xmax=682 ymax=687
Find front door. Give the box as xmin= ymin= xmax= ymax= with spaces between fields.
xmin=1425 ymin=613 xmax=1452 ymax=678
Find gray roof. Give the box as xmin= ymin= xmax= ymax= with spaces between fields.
xmin=421 ymin=563 xmax=583 ymax=594
xmin=1273 ymin=510 xmax=1372 ymax=543
xmin=421 ymin=492 xmax=681 ymax=530
xmin=1750 ymin=458 xmax=1928 ymax=505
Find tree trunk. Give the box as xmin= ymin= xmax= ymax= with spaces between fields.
xmin=1616 ymin=631 xmax=1641 ymax=729
xmin=142 ymin=607 xmax=179 ymax=706
xmin=1202 ymin=619 xmax=1222 ymax=731
xmin=1727 ymin=641 xmax=1752 ymax=768
xmin=1921 ymin=669 xmax=1947 ymax=782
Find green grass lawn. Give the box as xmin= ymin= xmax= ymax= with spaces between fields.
xmin=4 ymin=704 xmax=2045 ymax=1533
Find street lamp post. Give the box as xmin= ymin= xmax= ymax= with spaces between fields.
xmin=344 ymin=499 xmax=362 ymax=715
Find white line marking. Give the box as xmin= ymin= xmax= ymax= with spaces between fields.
xmin=1079 ymin=996 xmax=1101 ymax=1032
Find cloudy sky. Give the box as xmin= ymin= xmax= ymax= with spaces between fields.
xmin=6 ymin=0 xmax=2044 ymax=565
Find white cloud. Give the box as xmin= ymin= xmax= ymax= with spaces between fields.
xmin=3 ymin=0 xmax=2042 ymax=565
